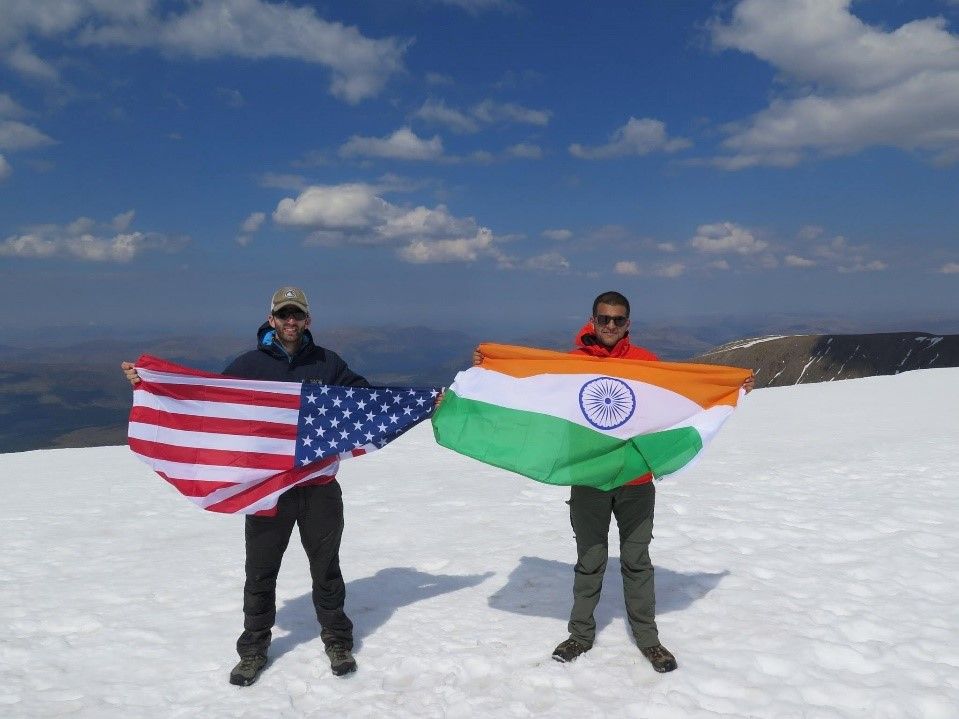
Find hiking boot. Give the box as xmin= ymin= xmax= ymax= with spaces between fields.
xmin=552 ymin=638 xmax=590 ymax=663
xmin=639 ymin=644 xmax=677 ymax=673
xmin=229 ymin=654 xmax=267 ymax=686
xmin=325 ymin=643 xmax=357 ymax=676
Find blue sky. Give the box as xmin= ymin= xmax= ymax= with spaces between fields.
xmin=1 ymin=0 xmax=957 ymax=339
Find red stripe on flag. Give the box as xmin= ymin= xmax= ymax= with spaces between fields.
xmin=203 ymin=456 xmax=339 ymax=513
xmin=130 ymin=405 xmax=298 ymax=439
xmin=156 ymin=472 xmax=238 ymax=498
xmin=137 ymin=380 xmax=301 ymax=409
xmin=129 ymin=437 xmax=294 ymax=471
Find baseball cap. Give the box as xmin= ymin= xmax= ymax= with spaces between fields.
xmin=270 ymin=286 xmax=309 ymax=314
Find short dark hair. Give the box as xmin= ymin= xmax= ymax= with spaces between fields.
xmin=592 ymin=291 xmax=630 ymax=318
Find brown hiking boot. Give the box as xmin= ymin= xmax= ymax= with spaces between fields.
xmin=551 ymin=638 xmax=590 ymax=663
xmin=639 ymin=644 xmax=677 ymax=673
xmin=325 ymin=642 xmax=357 ymax=676
xmin=229 ymin=654 xmax=267 ymax=686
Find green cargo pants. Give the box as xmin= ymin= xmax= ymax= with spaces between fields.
xmin=567 ymin=481 xmax=658 ymax=648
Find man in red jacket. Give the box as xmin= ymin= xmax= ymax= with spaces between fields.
xmin=550 ymin=290 xmax=678 ymax=671
xmin=474 ymin=291 xmax=750 ymax=671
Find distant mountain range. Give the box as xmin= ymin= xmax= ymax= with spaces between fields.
xmin=691 ymin=333 xmax=958 ymax=387
xmin=1 ymin=326 xmax=956 ymax=454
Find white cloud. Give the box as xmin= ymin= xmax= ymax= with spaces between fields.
xmin=272 ymin=183 xmax=509 ymax=264
xmin=236 ymin=211 xmax=266 ymax=245
xmin=655 ymin=262 xmax=686 ymax=278
xmin=710 ymin=259 xmax=731 ymax=271
xmin=542 ymin=229 xmax=572 ymax=241
xmin=0 ymin=154 xmax=10 ymax=181
xmin=0 ymin=120 xmax=55 ymax=151
xmin=3 ymin=0 xmax=406 ymax=103
xmin=656 ymin=242 xmax=677 ymax=252
xmin=784 ymin=254 xmax=816 ymax=268
xmin=938 ymin=262 xmax=959 ymax=274
xmin=711 ymin=0 xmax=959 ymax=166
xmin=614 ymin=260 xmax=641 ymax=275
xmin=471 ymin=99 xmax=550 ymax=126
xmin=569 ymin=117 xmax=691 ymax=160
xmin=413 ymin=98 xmax=550 ymax=134
xmin=524 ymin=252 xmax=569 ymax=272
xmin=339 ymin=127 xmax=444 ymax=161
xmin=0 ymin=93 xmax=27 ymax=119
xmin=810 ymin=234 xmax=887 ymax=273
xmin=274 ymin=183 xmax=390 ymax=229
xmin=797 ymin=225 xmax=825 ymax=241
xmin=216 ymin=87 xmax=245 ymax=108
xmin=413 ymin=99 xmax=479 ymax=134
xmin=504 ymin=142 xmax=543 ymax=159
xmin=111 ymin=210 xmax=135 ymax=231
xmin=260 ymin=172 xmax=309 ymax=191
xmin=241 ymin=212 xmax=266 ymax=233
xmin=0 ymin=213 xmax=187 ymax=262
xmin=433 ymin=0 xmax=516 ymax=13
xmin=399 ymin=228 xmax=498 ymax=264
xmin=691 ymin=222 xmax=768 ymax=254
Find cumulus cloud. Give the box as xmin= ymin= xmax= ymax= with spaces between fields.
xmin=691 ymin=222 xmax=768 ymax=254
xmin=235 ymin=211 xmax=266 ymax=245
xmin=542 ymin=229 xmax=572 ymax=241
xmin=711 ymin=0 xmax=959 ymax=166
xmin=939 ymin=262 xmax=959 ymax=274
xmin=810 ymin=234 xmax=887 ymax=273
xmin=655 ymin=262 xmax=686 ymax=278
xmin=340 ymin=127 xmax=444 ymax=161
xmin=413 ymin=98 xmax=551 ymax=134
xmin=272 ymin=183 xmax=511 ymax=265
xmin=569 ymin=117 xmax=691 ymax=159
xmin=504 ymin=142 xmax=543 ymax=159
xmin=524 ymin=252 xmax=570 ymax=272
xmin=413 ymin=99 xmax=479 ymax=134
xmin=656 ymin=242 xmax=677 ymax=252
xmin=0 ymin=213 xmax=187 ymax=262
xmin=0 ymin=93 xmax=27 ymax=118
xmin=784 ymin=254 xmax=816 ymax=268
xmin=111 ymin=210 xmax=135 ymax=231
xmin=0 ymin=120 xmax=55 ymax=151
xmin=3 ymin=0 xmax=407 ymax=103
xmin=614 ymin=260 xmax=641 ymax=275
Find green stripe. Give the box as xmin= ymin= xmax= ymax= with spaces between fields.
xmin=432 ymin=390 xmax=703 ymax=491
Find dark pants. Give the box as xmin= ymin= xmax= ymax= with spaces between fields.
xmin=236 ymin=482 xmax=353 ymax=658
xmin=567 ymin=482 xmax=658 ymax=648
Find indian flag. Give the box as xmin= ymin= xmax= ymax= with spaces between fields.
xmin=431 ymin=343 xmax=752 ymax=491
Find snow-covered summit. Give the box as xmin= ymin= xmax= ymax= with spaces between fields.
xmin=2 ymin=369 xmax=957 ymax=718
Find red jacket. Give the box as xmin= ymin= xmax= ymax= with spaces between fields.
xmin=571 ymin=322 xmax=658 ymax=485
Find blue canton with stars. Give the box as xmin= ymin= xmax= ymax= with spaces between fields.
xmin=294 ymin=384 xmax=439 ymax=467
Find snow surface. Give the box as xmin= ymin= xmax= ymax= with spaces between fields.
xmin=2 ymin=369 xmax=958 ymax=718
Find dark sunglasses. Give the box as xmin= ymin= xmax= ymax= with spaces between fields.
xmin=273 ymin=308 xmax=307 ymax=321
xmin=594 ymin=314 xmax=628 ymax=327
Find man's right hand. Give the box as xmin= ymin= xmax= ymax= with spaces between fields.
xmin=121 ymin=361 xmax=141 ymax=387
xmin=472 ymin=347 xmax=484 ymax=366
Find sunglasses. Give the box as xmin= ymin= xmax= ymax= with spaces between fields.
xmin=594 ymin=314 xmax=628 ymax=327
xmin=273 ymin=308 xmax=307 ymax=321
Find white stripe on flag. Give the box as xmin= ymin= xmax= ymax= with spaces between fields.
xmin=450 ymin=367 xmax=703 ymax=438
xmin=131 ymin=456 xmax=278 ymax=483
xmin=128 ymin=422 xmax=297 ymax=455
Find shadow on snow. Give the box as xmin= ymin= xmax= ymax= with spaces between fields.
xmin=270 ymin=566 xmax=493 ymax=658
xmin=488 ymin=555 xmax=728 ymax=635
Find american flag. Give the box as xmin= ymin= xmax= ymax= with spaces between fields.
xmin=128 ymin=355 xmax=439 ymax=515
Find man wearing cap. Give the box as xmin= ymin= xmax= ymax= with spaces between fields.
xmin=122 ymin=286 xmax=368 ymax=686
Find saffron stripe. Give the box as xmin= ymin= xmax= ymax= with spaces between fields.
xmin=476 ymin=343 xmax=750 ymax=408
